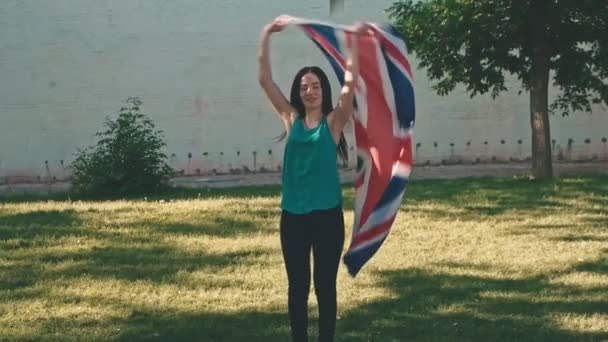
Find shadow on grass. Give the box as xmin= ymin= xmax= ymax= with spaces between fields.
xmin=29 ymin=306 xmax=289 ymax=342
xmin=149 ymin=216 xmax=273 ymax=238
xmin=2 ymin=244 xmax=271 ymax=294
xmin=0 ymin=209 xmax=86 ymax=241
xmin=337 ymin=261 xmax=608 ymax=341
xmin=395 ymin=176 xmax=608 ymax=223
xmin=552 ymin=235 xmax=608 ymax=243
xmin=585 ymin=216 xmax=608 ymax=226
xmin=576 ymin=248 xmax=608 ymax=275
xmin=0 ymin=203 xmax=275 ymax=241
xmin=114 ymin=310 xmax=288 ymax=342
xmin=42 ymin=245 xmax=271 ymax=282
xmin=0 ymin=208 xmax=274 ymax=292
xmin=25 ymin=257 xmax=607 ymax=341
xmin=2 ymin=176 xmax=607 ymax=341
xmin=2 ymin=177 xmax=606 ymax=228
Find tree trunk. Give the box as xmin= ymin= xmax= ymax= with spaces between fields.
xmin=529 ymin=0 xmax=553 ymax=179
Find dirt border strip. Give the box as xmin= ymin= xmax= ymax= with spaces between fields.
xmin=4 ymin=162 xmax=604 ymax=196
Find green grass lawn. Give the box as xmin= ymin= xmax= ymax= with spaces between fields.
xmin=1 ymin=176 xmax=607 ymax=341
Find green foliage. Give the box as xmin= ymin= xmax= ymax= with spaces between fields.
xmin=387 ymin=0 xmax=608 ymax=115
xmin=69 ymin=97 xmax=175 ymax=195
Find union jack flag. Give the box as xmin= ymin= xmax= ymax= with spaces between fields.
xmin=289 ymin=16 xmax=416 ymax=276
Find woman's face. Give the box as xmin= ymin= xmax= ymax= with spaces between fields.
xmin=299 ymin=72 xmax=322 ymax=111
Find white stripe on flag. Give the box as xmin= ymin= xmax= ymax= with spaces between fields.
xmin=357 ymin=184 xmax=405 ymax=234
xmin=348 ymin=228 xmax=390 ymax=254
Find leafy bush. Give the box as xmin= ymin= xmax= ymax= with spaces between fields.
xmin=70 ymin=97 xmax=174 ymax=195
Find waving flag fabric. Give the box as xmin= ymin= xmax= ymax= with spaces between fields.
xmin=286 ymin=16 xmax=416 ymax=276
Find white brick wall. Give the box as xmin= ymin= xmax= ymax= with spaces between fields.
xmin=1 ymin=0 xmax=606 ymax=182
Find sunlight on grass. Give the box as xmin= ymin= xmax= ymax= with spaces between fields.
xmin=1 ymin=176 xmax=607 ymax=341
xmin=553 ymin=313 xmax=608 ymax=334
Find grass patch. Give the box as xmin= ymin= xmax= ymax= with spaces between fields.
xmin=1 ymin=176 xmax=607 ymax=341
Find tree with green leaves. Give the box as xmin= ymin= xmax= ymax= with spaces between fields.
xmin=387 ymin=0 xmax=608 ymax=178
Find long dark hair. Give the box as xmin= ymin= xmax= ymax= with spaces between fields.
xmin=278 ymin=66 xmax=348 ymax=164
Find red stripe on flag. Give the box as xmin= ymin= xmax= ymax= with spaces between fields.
xmin=395 ymin=136 xmax=413 ymax=165
xmin=353 ymin=120 xmax=368 ymax=148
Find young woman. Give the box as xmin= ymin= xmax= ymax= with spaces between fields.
xmin=257 ymin=16 xmax=365 ymax=342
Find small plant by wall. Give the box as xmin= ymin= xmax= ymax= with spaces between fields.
xmin=69 ymin=97 xmax=174 ymax=195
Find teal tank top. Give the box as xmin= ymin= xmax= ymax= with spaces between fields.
xmin=281 ymin=116 xmax=342 ymax=214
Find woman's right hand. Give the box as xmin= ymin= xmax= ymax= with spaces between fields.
xmin=264 ymin=15 xmax=291 ymax=34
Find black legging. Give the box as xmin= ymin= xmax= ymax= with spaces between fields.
xmin=280 ymin=206 xmax=345 ymax=342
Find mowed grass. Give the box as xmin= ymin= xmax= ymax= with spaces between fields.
xmin=1 ymin=176 xmax=607 ymax=341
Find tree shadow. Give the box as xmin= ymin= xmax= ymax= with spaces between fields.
xmin=115 ymin=310 xmax=288 ymax=342
xmin=395 ymin=176 xmax=607 ymax=224
xmin=41 ymin=243 xmax=272 ymax=283
xmin=154 ymin=184 xmax=283 ymax=201
xmin=0 ymin=209 xmax=87 ymax=241
xmin=0 ymin=262 xmax=38 ymax=291
xmin=337 ymin=258 xmax=608 ymax=341
xmin=585 ymin=216 xmax=608 ymax=226
xmin=7 ymin=257 xmax=607 ymax=341
xmin=507 ymin=220 xmax=608 ymax=243
xmin=150 ymin=217 xmax=271 ymax=238
xmin=0 ymin=209 xmax=273 ymax=294
xmin=0 ymin=209 xmax=94 ymax=291
xmin=575 ymin=248 xmax=608 ymax=274
xmin=552 ymin=235 xmax=608 ymax=243
xmin=2 ymin=176 xmax=607 ymax=340
xmin=2 ymin=244 xmax=271 ymax=296
xmin=28 ymin=304 xmax=289 ymax=342
xmin=431 ymin=260 xmax=495 ymax=272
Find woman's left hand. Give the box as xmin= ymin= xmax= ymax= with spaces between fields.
xmin=352 ymin=22 xmax=373 ymax=37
